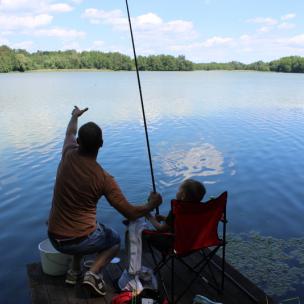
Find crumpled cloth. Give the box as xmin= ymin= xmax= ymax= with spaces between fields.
xmin=118 ymin=218 xmax=157 ymax=293
xmin=118 ymin=266 xmax=158 ymax=293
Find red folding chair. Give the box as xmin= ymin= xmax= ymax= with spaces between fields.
xmin=143 ymin=191 xmax=228 ymax=304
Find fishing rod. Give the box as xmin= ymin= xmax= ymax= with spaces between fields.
xmin=125 ymin=0 xmax=159 ymax=214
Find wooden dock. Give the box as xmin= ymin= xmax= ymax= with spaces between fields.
xmin=27 ymin=246 xmax=275 ymax=304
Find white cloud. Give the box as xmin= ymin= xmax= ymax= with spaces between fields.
xmin=169 ymin=36 xmax=234 ymax=53
xmin=281 ymin=13 xmax=296 ymax=21
xmin=70 ymin=0 xmax=82 ymax=4
xmin=0 ymin=14 xmax=53 ymax=30
xmin=49 ymin=3 xmax=73 ymax=13
xmin=258 ymin=26 xmax=271 ymax=33
xmin=62 ymin=41 xmax=80 ymax=50
xmin=240 ymin=47 xmax=253 ymax=53
xmin=136 ymin=13 xmax=162 ymax=26
xmin=247 ymin=17 xmax=278 ymax=26
xmin=164 ymin=20 xmax=194 ymax=33
xmin=92 ymin=40 xmax=104 ymax=49
xmin=0 ymin=0 xmax=35 ymax=11
xmin=240 ymin=34 xmax=252 ymax=43
xmin=0 ymin=0 xmax=74 ymax=14
xmin=83 ymin=8 xmax=127 ymax=29
xmin=83 ymin=9 xmax=195 ymax=35
xmin=0 ymin=35 xmax=9 ymax=45
xmin=83 ymin=8 xmax=197 ymax=55
xmin=277 ymin=22 xmax=295 ymax=30
xmin=34 ymin=28 xmax=85 ymax=39
xmin=0 ymin=30 xmax=14 ymax=36
xmin=203 ymin=36 xmax=233 ymax=47
xmin=277 ymin=34 xmax=304 ymax=48
xmin=170 ymin=32 xmax=304 ymax=63
xmin=11 ymin=40 xmax=34 ymax=49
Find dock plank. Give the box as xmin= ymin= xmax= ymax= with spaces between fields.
xmin=103 ymin=261 xmax=123 ymax=304
xmin=27 ymin=264 xmax=50 ymax=304
xmin=27 ymin=248 xmax=274 ymax=304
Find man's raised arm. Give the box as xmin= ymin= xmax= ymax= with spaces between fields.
xmin=62 ymin=106 xmax=88 ymax=153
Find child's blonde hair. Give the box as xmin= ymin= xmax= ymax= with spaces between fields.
xmin=180 ymin=179 xmax=205 ymax=202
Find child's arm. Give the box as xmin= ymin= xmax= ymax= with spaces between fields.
xmin=146 ymin=213 xmax=171 ymax=232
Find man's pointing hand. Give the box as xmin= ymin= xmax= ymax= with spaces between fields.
xmin=72 ymin=106 xmax=88 ymax=117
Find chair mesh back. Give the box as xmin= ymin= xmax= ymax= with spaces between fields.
xmin=172 ymin=191 xmax=227 ymax=255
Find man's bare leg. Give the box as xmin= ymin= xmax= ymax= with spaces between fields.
xmin=89 ymin=244 xmax=120 ymax=274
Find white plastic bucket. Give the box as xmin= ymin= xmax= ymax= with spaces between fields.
xmin=38 ymin=239 xmax=72 ymax=276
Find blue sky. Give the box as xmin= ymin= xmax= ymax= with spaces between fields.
xmin=0 ymin=0 xmax=303 ymax=63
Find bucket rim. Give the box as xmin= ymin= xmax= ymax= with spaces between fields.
xmin=38 ymin=238 xmax=60 ymax=254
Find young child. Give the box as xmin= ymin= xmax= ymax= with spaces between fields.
xmin=119 ymin=179 xmax=206 ymax=292
xmin=146 ymin=179 xmax=206 ymax=232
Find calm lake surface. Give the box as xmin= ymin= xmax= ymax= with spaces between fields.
xmin=0 ymin=71 xmax=304 ymax=303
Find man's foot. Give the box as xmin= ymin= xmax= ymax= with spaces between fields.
xmin=65 ymin=269 xmax=82 ymax=285
xmin=83 ymin=271 xmax=106 ymax=296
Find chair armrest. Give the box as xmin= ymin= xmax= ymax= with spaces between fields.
xmin=142 ymin=229 xmax=174 ymax=237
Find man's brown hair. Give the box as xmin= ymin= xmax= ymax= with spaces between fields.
xmin=78 ymin=122 xmax=103 ymax=155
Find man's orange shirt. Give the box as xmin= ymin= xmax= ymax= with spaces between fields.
xmin=48 ymin=145 xmax=127 ymax=238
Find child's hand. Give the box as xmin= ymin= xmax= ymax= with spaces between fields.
xmin=155 ymin=214 xmax=166 ymax=222
xmin=145 ymin=213 xmax=152 ymax=220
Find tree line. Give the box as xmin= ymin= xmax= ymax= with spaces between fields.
xmin=1 ymin=45 xmax=304 ymax=73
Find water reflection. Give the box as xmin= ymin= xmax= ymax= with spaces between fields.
xmin=158 ymin=143 xmax=225 ymax=183
xmin=0 ymin=112 xmax=58 ymax=150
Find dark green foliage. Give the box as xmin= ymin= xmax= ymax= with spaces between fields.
xmin=194 ymin=61 xmax=245 ymax=71
xmin=0 ymin=45 xmax=304 ymax=73
xmin=195 ymin=56 xmax=304 ymax=73
xmin=269 ymin=56 xmax=304 ymax=73
xmin=137 ymin=54 xmax=193 ymax=71
xmin=0 ymin=45 xmax=18 ymax=72
xmin=246 ymin=61 xmax=270 ymax=72
xmin=0 ymin=46 xmax=192 ymax=72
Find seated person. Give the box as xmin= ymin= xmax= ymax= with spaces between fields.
xmin=145 ymin=179 xmax=206 ymax=251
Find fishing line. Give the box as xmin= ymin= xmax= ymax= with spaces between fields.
xmin=125 ymin=0 xmax=159 ymax=214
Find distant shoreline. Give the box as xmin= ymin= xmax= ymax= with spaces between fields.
xmin=29 ymin=68 xmax=112 ymax=72
xmin=1 ymin=45 xmax=304 ymax=73
xmin=25 ymin=69 xmax=264 ymax=73
xmin=13 ymin=69 xmax=304 ymax=74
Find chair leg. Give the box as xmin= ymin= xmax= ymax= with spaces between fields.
xmin=176 ymin=249 xmax=222 ymax=295
xmin=222 ymin=207 xmax=227 ymax=292
xmin=221 ymin=242 xmax=226 ymax=291
xmin=171 ymin=255 xmax=174 ymax=304
xmin=202 ymin=250 xmax=219 ymax=290
xmin=147 ymin=240 xmax=171 ymax=301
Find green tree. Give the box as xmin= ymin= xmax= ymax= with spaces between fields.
xmin=15 ymin=53 xmax=32 ymax=71
xmin=0 ymin=45 xmax=16 ymax=72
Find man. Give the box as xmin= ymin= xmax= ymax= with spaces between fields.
xmin=48 ymin=106 xmax=162 ymax=296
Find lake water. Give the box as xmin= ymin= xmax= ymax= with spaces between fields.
xmin=0 ymin=71 xmax=304 ymax=303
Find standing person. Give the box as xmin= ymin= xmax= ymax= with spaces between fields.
xmin=48 ymin=106 xmax=162 ymax=296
